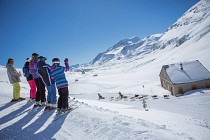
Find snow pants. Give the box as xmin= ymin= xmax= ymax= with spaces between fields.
xmin=47 ymin=84 xmax=57 ymax=104
xmin=12 ymin=82 xmax=20 ymax=100
xmin=34 ymin=77 xmax=46 ymax=103
xmin=28 ymin=80 xmax=36 ymax=99
xmin=57 ymin=87 xmax=69 ymax=109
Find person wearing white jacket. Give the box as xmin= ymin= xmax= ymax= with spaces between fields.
xmin=6 ymin=58 xmax=23 ymax=101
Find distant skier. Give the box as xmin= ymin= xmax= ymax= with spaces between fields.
xmin=23 ymin=58 xmax=36 ymax=100
xmin=50 ymin=58 xmax=70 ymax=112
xmin=29 ymin=53 xmax=46 ymax=106
xmin=6 ymin=58 xmax=24 ymax=101
xmin=37 ymin=56 xmax=57 ymax=110
xmin=142 ymin=98 xmax=148 ymax=111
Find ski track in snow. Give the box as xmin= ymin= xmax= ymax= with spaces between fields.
xmin=0 ymin=98 xmax=206 ymax=140
xmin=1 ymin=1 xmax=210 ymax=139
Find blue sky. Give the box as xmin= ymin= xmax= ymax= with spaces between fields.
xmin=0 ymin=0 xmax=199 ymax=67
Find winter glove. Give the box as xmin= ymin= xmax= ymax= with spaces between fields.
xmin=64 ymin=58 xmax=69 ymax=72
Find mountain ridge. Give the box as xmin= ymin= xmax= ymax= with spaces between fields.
xmin=87 ymin=0 xmax=210 ymax=68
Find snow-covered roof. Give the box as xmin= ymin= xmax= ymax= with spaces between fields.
xmin=166 ymin=60 xmax=210 ymax=84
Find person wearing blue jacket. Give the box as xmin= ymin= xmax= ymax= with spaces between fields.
xmin=37 ymin=56 xmax=57 ymax=109
xmin=51 ymin=58 xmax=69 ymax=112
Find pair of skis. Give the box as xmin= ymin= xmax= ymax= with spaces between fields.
xmin=31 ymin=97 xmax=76 ymax=110
xmin=10 ymin=97 xmax=26 ymax=102
xmin=55 ymin=98 xmax=80 ymax=114
xmin=53 ymin=99 xmax=84 ymax=122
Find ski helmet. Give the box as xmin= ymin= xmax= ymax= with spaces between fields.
xmin=32 ymin=53 xmax=39 ymax=58
xmin=52 ymin=58 xmax=60 ymax=64
xmin=26 ymin=58 xmax=31 ymax=62
xmin=38 ymin=56 xmax=47 ymax=62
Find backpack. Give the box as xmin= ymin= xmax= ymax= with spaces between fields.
xmin=22 ymin=67 xmax=30 ymax=77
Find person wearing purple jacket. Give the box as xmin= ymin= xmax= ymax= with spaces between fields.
xmin=29 ymin=53 xmax=46 ymax=106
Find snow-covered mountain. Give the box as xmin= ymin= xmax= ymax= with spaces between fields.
xmin=90 ymin=0 xmax=210 ymax=70
xmin=153 ymin=0 xmax=210 ymax=50
xmin=91 ymin=34 xmax=162 ymax=65
xmin=1 ymin=1 xmax=210 ymax=139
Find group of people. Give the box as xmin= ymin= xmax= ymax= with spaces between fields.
xmin=6 ymin=53 xmax=70 ymax=112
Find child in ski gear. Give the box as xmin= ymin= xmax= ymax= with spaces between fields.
xmin=29 ymin=53 xmax=46 ymax=106
xmin=37 ymin=56 xmax=57 ymax=109
xmin=51 ymin=58 xmax=69 ymax=112
xmin=6 ymin=58 xmax=23 ymax=101
xmin=22 ymin=58 xmax=30 ymax=78
xmin=23 ymin=58 xmax=36 ymax=100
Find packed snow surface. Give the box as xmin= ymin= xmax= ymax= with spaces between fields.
xmin=0 ymin=67 xmax=210 ymax=140
xmin=1 ymin=0 xmax=210 ymax=139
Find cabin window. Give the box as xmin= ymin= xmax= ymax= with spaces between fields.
xmin=206 ymin=84 xmax=210 ymax=88
xmin=192 ymin=85 xmax=196 ymax=90
xmin=178 ymin=87 xmax=184 ymax=94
